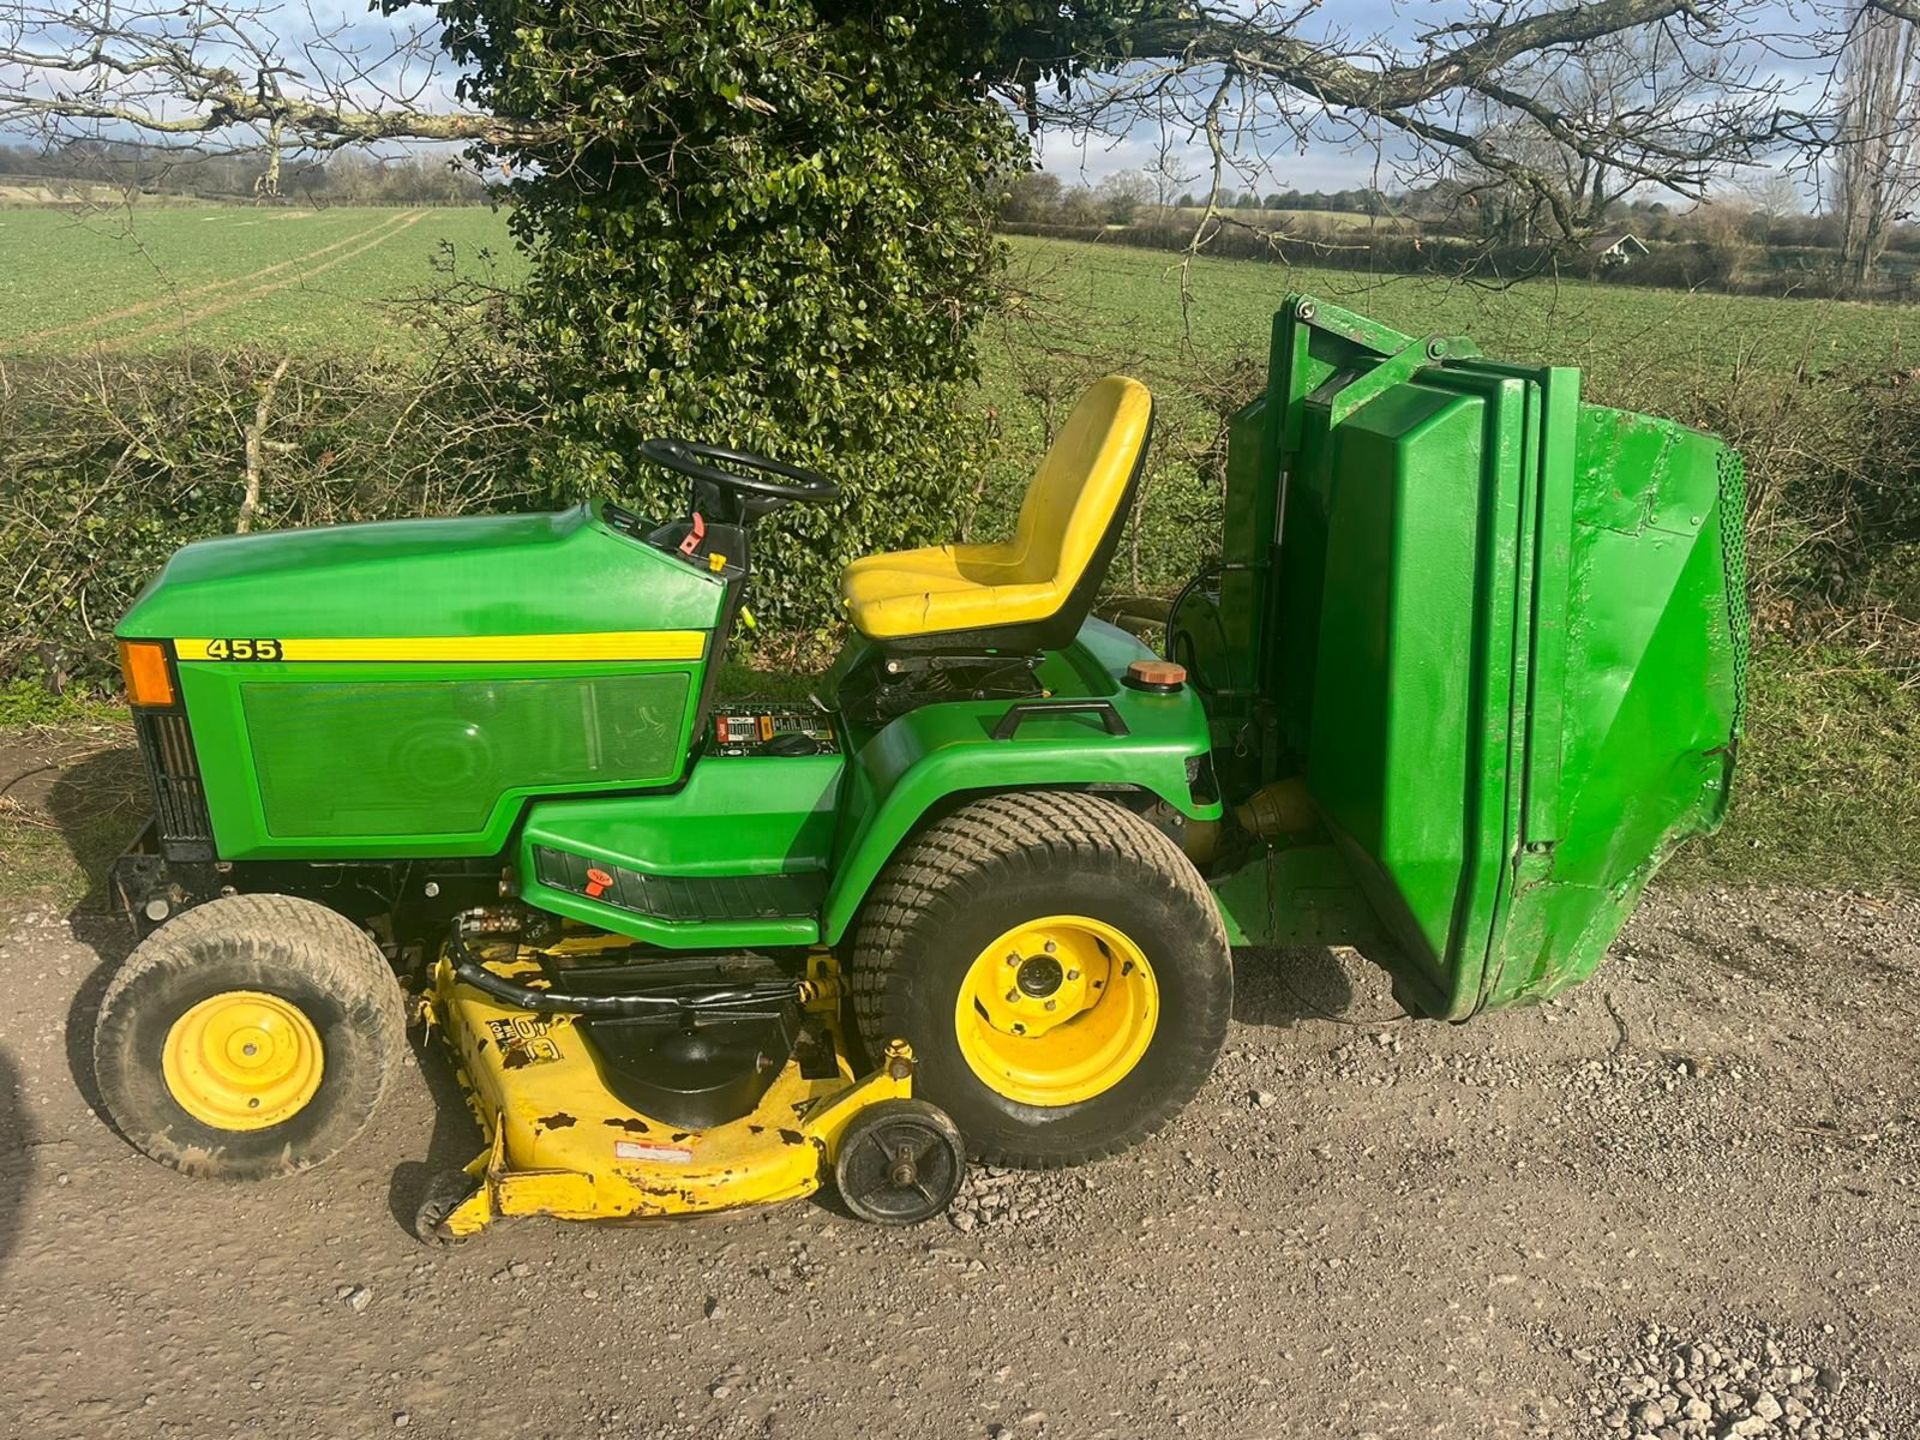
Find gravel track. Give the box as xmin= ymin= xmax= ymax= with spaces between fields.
xmin=0 ymin=882 xmax=1913 ymax=1439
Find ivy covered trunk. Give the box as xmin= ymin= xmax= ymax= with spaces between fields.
xmin=434 ymin=0 xmax=1033 ymax=632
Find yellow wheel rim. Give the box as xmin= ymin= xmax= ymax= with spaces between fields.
xmin=953 ymin=915 xmax=1158 ymax=1107
xmin=161 ymin=990 xmax=324 ymax=1132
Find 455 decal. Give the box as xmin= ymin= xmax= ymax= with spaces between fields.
xmin=182 ymin=638 xmax=284 ymax=662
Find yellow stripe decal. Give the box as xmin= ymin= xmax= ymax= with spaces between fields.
xmin=175 ymin=632 xmax=707 ymax=663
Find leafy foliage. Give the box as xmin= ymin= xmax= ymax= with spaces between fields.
xmin=0 ymin=349 xmax=552 ymax=688
xmin=426 ymin=0 xmax=1062 ymax=629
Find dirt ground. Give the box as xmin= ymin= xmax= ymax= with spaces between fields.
xmin=0 ymin=860 xmax=1914 ymax=1440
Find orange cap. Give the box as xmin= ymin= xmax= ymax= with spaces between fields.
xmin=1126 ymin=658 xmax=1187 ymax=690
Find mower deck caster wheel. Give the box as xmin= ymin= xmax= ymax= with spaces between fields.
xmin=833 ymin=1099 xmax=965 ymax=1226
xmin=413 ymin=1169 xmax=481 ymax=1245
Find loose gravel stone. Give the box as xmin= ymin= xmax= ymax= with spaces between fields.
xmin=1560 ymin=1322 xmax=1889 ymax=1440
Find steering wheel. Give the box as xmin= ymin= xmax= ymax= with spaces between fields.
xmin=638 ymin=438 xmax=840 ymax=512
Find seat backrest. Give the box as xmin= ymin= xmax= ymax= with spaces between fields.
xmin=1008 ymin=376 xmax=1154 ymax=589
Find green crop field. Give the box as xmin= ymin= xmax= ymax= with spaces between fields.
xmin=0 ymin=204 xmax=519 ymax=356
xmin=3 ymin=205 xmax=1911 ymax=393
xmin=999 ymin=236 xmax=1916 ymax=388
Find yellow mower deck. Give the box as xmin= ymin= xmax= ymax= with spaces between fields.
xmin=426 ymin=945 xmax=914 ymax=1237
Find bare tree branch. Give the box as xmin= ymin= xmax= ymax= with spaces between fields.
xmin=0 ymin=0 xmax=1852 ymax=242
xmin=1028 ymin=1 xmax=1799 ymax=248
xmin=0 ymin=0 xmax=545 ymax=183
xmin=1118 ymin=0 xmax=1712 ymax=112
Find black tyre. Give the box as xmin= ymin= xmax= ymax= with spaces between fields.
xmin=413 ymin=1168 xmax=481 ymax=1245
xmin=93 ymin=893 xmax=407 ymax=1181
xmin=850 ymin=792 xmax=1231 ymax=1167
xmin=833 ymin=1099 xmax=966 ymax=1226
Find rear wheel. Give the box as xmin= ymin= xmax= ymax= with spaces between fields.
xmin=93 ymin=893 xmax=407 ymax=1181
xmin=850 ymin=792 xmax=1231 ymax=1167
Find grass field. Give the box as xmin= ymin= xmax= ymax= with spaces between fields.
xmin=3 ymin=206 xmax=1914 ymax=388
xmin=0 ymin=204 xmax=518 ymax=356
xmin=1001 ymin=236 xmax=1917 ymax=390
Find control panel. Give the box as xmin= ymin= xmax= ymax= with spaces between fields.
xmin=709 ymin=704 xmax=838 ymax=757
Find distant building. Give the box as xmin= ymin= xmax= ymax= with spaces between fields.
xmin=1586 ymin=232 xmax=1651 ymax=268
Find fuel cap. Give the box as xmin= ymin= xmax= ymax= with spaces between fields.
xmin=1124 ymin=659 xmax=1187 ymax=693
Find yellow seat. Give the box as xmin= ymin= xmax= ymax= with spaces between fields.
xmin=841 ymin=376 xmax=1154 ymax=647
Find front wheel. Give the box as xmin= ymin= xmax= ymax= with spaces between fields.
xmin=850 ymin=792 xmax=1231 ymax=1167
xmin=93 ymin=893 xmax=407 ymax=1181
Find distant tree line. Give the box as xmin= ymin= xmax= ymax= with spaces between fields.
xmin=999 ymin=171 xmax=1402 ymax=225
xmin=0 ymin=142 xmax=488 ymax=205
xmin=1000 ymin=162 xmax=1920 ymax=298
xmin=1160 ymin=187 xmax=1398 ymax=216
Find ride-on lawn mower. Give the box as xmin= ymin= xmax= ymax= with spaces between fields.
xmin=96 ymin=296 xmax=1745 ymax=1236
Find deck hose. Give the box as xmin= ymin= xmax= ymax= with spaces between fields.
xmin=444 ymin=934 xmax=802 ymax=1017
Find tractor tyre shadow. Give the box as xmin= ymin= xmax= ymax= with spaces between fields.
xmin=41 ymin=741 xmax=148 ymax=919
xmin=386 ymin=1022 xmax=486 ymax=1239
xmin=0 ymin=1048 xmax=29 ymax=1277
xmin=62 ymin=912 xmax=135 ymax=1135
xmin=1231 ymin=946 xmax=1359 ymax=1029
xmin=39 ymin=741 xmax=147 ymax=1135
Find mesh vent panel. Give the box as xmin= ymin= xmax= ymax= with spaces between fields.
xmin=1716 ymin=446 xmax=1751 ymax=735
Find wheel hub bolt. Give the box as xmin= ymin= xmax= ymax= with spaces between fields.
xmin=242 ymin=1043 xmax=258 ymax=1056
xmin=891 ymin=1160 xmax=917 ymax=1186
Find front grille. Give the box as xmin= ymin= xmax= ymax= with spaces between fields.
xmin=134 ymin=709 xmax=214 ymax=859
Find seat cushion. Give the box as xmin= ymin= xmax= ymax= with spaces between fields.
xmin=841 ymin=542 xmax=1064 ymax=640
xmin=840 ymin=376 xmax=1152 ymax=642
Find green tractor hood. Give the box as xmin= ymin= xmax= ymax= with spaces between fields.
xmin=118 ymin=503 xmax=725 ymax=644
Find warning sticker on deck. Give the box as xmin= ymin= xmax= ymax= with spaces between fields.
xmin=488 ymin=1016 xmax=563 ymax=1068
xmin=615 ymin=1139 xmax=695 ymax=1165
